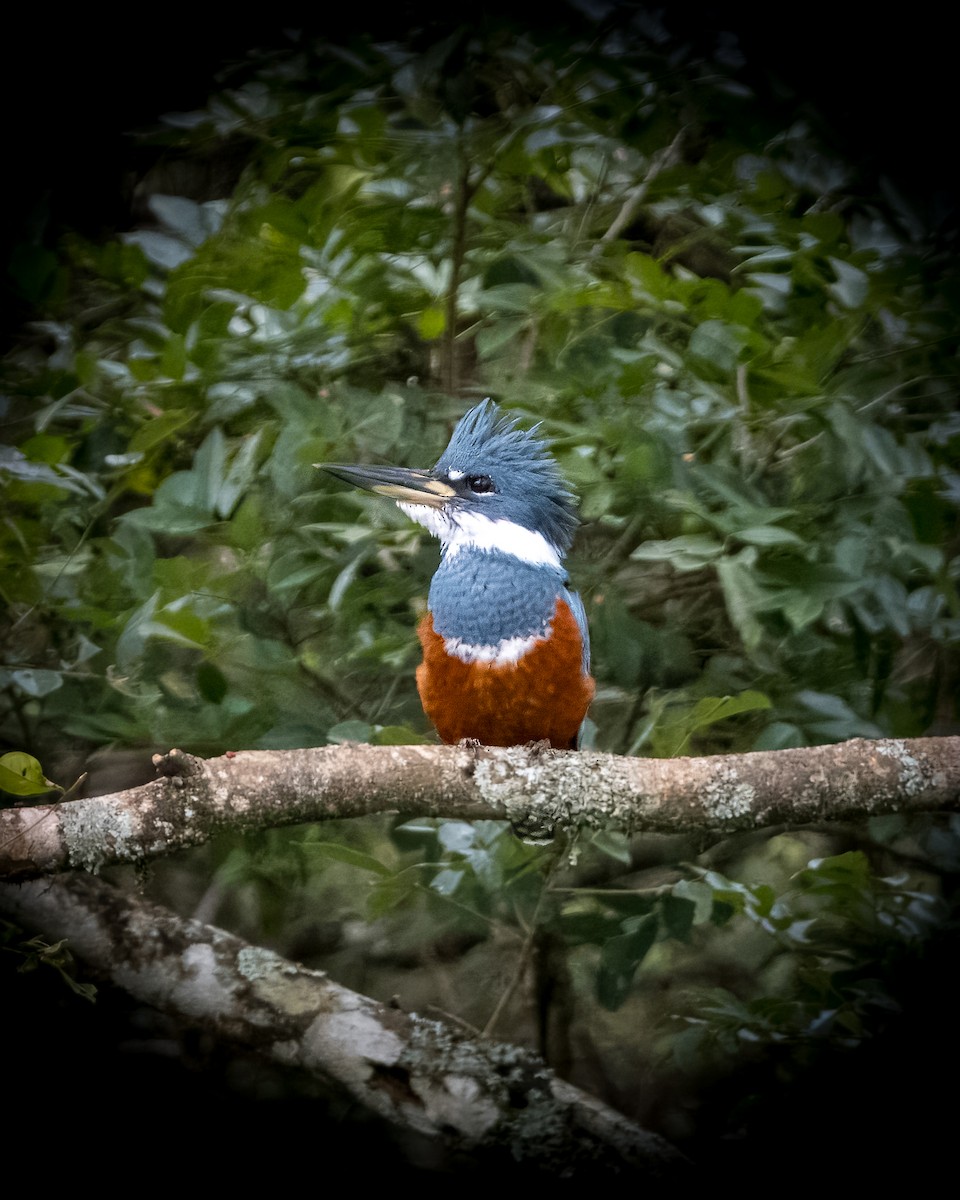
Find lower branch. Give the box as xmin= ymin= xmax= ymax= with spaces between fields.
xmin=0 ymin=871 xmax=687 ymax=1181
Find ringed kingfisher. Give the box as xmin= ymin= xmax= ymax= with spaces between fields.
xmin=320 ymin=400 xmax=594 ymax=749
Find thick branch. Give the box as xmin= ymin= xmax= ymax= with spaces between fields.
xmin=0 ymin=871 xmax=686 ymax=1181
xmin=2 ymin=737 xmax=957 ymax=881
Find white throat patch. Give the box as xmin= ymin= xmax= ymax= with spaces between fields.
xmin=397 ymin=504 xmax=562 ymax=569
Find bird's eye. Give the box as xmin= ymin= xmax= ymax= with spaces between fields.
xmin=465 ymin=474 xmax=495 ymax=494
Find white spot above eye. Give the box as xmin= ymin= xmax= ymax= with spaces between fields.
xmin=447 ymin=468 xmax=465 ymax=480
xmin=396 ymin=504 xmax=562 ymax=568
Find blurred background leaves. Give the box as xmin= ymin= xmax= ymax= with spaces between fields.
xmin=2 ymin=5 xmax=958 ymax=1175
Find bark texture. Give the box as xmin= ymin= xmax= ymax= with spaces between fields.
xmin=0 ymin=871 xmax=687 ymax=1181
xmin=2 ymin=737 xmax=957 ymax=881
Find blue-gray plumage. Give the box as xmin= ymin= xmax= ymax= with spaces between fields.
xmin=428 ymin=549 xmax=566 ymax=646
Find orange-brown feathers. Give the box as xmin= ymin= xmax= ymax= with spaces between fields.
xmin=416 ymin=598 xmax=594 ymax=749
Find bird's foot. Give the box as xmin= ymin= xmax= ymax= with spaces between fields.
xmin=524 ymin=738 xmax=553 ymax=757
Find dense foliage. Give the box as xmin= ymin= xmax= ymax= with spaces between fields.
xmin=3 ymin=15 xmax=958 ymax=1165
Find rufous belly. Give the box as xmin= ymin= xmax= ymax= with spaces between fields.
xmin=416 ymin=598 xmax=595 ymax=749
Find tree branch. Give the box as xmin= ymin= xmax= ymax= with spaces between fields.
xmin=2 ymin=737 xmax=957 ymax=881
xmin=0 ymin=870 xmax=687 ymax=1181
xmin=598 ymin=126 xmax=689 ymax=248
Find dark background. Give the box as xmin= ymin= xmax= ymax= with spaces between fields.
xmin=3 ymin=5 xmax=955 ymax=274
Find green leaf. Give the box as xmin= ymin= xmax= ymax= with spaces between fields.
xmin=716 ymin=551 xmax=767 ymax=649
xmin=476 ymin=316 xmax=527 ymax=358
xmin=216 ymin=430 xmax=264 ymax=518
xmin=149 ymin=194 xmax=209 ymax=246
xmin=415 ymin=306 xmax=446 ymax=340
xmin=661 ymin=894 xmax=696 ymax=940
xmin=735 ymin=526 xmax=805 ymax=547
xmin=308 ymin=841 xmax=392 ymax=876
xmin=0 ymin=752 xmax=58 ymax=796
xmin=560 ymin=910 xmax=624 ymax=946
xmin=625 ymin=253 xmax=673 ymax=300
xmin=590 ymin=828 xmax=633 ymax=865
xmin=688 ymin=691 xmax=772 ymax=728
xmin=430 ymin=867 xmax=466 ymax=896
xmin=596 ymin=914 xmax=658 ymax=1010
xmin=437 ymin=821 xmax=478 ymax=853
xmin=372 ymin=725 xmax=432 ymax=745
xmin=827 ymin=257 xmax=869 ymax=308
xmin=652 ymin=691 xmax=771 ymax=757
xmin=367 ymin=873 xmax=418 ymax=918
xmin=129 ymin=409 xmax=196 ymax=453
xmin=326 ymin=721 xmax=375 ymax=744
xmin=752 ymin=722 xmax=806 ymax=751
xmin=671 ymin=879 xmax=717 ymax=924
xmin=632 ymin=535 xmax=724 ymax=570
xmin=477 ymin=283 xmax=539 ymax=314
xmin=8 ymin=669 xmax=64 ymax=698
xmin=197 ymin=662 xmax=228 ymax=704
xmin=688 ymin=320 xmax=762 ymax=372
xmin=124 ymin=230 xmax=194 ymax=269
xmin=795 ymin=850 xmax=872 ymax=895
xmin=159 ymin=333 xmax=188 ymax=380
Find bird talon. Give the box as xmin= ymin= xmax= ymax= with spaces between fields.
xmin=525 ymin=738 xmax=553 ymax=756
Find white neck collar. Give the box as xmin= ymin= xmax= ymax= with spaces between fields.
xmin=397 ymin=504 xmax=563 ymax=569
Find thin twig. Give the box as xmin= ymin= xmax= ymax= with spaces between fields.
xmin=598 ymin=126 xmax=688 ymax=249
xmin=482 ymin=839 xmax=570 ymax=1037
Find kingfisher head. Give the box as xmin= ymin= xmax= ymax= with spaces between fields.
xmin=320 ymin=399 xmax=579 ymax=566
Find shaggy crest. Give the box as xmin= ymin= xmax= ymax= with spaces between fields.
xmin=435 ymin=400 xmax=579 ymax=554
